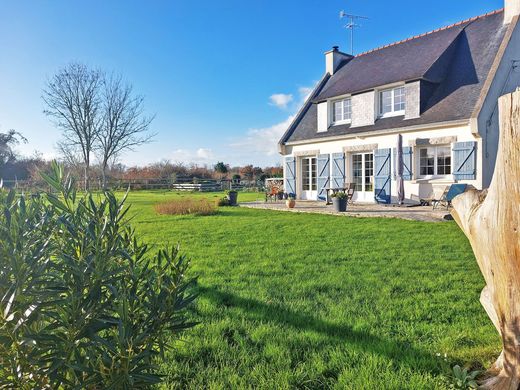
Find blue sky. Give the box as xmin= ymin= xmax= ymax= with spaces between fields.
xmin=0 ymin=0 xmax=503 ymax=167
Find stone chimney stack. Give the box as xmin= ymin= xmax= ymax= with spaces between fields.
xmin=505 ymin=0 xmax=520 ymax=24
xmin=325 ymin=46 xmax=353 ymax=75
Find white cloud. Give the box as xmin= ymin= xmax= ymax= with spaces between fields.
xmin=171 ymin=148 xmax=215 ymax=164
xmin=269 ymin=93 xmax=293 ymax=109
xmin=231 ymin=115 xmax=295 ymax=159
xmin=230 ymin=82 xmax=318 ymax=165
xmin=196 ymin=148 xmax=213 ymax=160
xmin=298 ymin=86 xmax=313 ymax=101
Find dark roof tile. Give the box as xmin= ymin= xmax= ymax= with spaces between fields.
xmin=282 ymin=10 xmax=507 ymax=144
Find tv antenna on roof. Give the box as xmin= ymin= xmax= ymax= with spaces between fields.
xmin=339 ymin=10 xmax=369 ymax=55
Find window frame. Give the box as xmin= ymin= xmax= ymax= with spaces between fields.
xmin=331 ymin=97 xmax=352 ymax=125
xmin=378 ymin=86 xmax=406 ymax=118
xmin=416 ymin=145 xmax=452 ymax=179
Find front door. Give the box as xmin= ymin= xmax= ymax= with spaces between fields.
xmin=301 ymin=156 xmax=317 ymax=200
xmin=352 ymin=153 xmax=374 ymax=202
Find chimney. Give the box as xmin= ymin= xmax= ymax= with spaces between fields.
xmin=505 ymin=0 xmax=520 ymax=24
xmin=325 ymin=46 xmax=353 ymax=75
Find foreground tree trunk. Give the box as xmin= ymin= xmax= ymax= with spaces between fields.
xmin=451 ymin=90 xmax=520 ymax=389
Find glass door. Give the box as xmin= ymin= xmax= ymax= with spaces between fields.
xmin=301 ymin=157 xmax=317 ymax=200
xmin=352 ymin=153 xmax=374 ymax=202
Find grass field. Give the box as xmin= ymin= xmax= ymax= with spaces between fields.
xmin=125 ymin=191 xmax=499 ymax=389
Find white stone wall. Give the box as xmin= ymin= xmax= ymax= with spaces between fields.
xmin=351 ymin=91 xmax=375 ymax=127
xmin=505 ymin=0 xmax=520 ymax=24
xmin=282 ymin=123 xmax=481 ymax=202
xmin=405 ymin=81 xmax=420 ymax=119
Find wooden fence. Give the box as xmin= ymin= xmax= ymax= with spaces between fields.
xmin=0 ymin=177 xmax=254 ymax=192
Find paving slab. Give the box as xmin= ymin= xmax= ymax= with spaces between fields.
xmin=240 ymin=201 xmax=452 ymax=222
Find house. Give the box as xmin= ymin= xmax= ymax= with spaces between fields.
xmin=278 ymin=0 xmax=520 ymax=203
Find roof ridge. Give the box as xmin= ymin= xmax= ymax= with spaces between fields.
xmin=356 ymin=8 xmax=504 ymax=57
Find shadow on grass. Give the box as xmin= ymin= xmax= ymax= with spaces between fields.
xmin=199 ymin=286 xmax=447 ymax=376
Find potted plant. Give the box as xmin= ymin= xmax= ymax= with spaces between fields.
xmin=331 ymin=191 xmax=348 ymax=212
xmin=286 ymin=193 xmax=296 ymax=208
xmin=226 ymin=190 xmax=238 ymax=206
xmin=276 ymin=189 xmax=284 ymax=200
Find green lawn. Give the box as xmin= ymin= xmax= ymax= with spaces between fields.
xmin=126 ymin=191 xmax=499 ymax=389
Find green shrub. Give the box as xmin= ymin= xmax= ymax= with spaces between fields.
xmin=217 ymin=197 xmax=230 ymax=206
xmin=0 ymin=162 xmax=197 ymax=388
xmin=448 ymin=365 xmax=480 ymax=389
xmin=331 ymin=191 xmax=348 ymax=199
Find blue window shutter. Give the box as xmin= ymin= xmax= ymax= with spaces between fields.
xmin=453 ymin=142 xmax=476 ymax=180
xmin=374 ymin=148 xmax=392 ymax=204
xmin=284 ymin=157 xmax=296 ymax=195
xmin=403 ymin=147 xmax=413 ymax=180
xmin=331 ymin=153 xmax=345 ymax=189
xmin=317 ymin=154 xmax=330 ymax=201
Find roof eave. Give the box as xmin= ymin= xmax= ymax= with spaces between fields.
xmin=278 ymin=73 xmax=331 ymax=154
xmin=284 ymin=118 xmax=471 ymax=147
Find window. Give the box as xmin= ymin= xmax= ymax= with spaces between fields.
xmin=332 ymin=98 xmax=352 ymax=123
xmin=352 ymin=153 xmax=374 ymax=192
xmin=418 ymin=146 xmax=451 ymax=177
xmin=302 ymin=157 xmax=317 ymax=191
xmin=379 ymin=86 xmax=405 ymax=117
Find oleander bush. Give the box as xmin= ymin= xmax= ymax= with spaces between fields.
xmin=0 ymin=162 xmax=197 ymax=388
xmin=155 ymin=198 xmax=218 ymax=216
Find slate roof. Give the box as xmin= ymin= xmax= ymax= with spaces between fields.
xmin=281 ymin=9 xmax=508 ymax=145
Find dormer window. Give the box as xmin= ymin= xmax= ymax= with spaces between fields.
xmin=332 ymin=98 xmax=352 ymax=124
xmin=379 ymin=86 xmax=405 ymax=117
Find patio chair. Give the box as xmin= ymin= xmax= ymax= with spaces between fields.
xmin=265 ymin=186 xmax=280 ymax=202
xmin=432 ymin=184 xmax=467 ymax=210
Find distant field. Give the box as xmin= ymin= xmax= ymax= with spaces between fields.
xmin=123 ymin=190 xmax=499 ymax=389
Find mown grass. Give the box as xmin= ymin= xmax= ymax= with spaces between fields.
xmin=124 ymin=190 xmax=499 ymax=389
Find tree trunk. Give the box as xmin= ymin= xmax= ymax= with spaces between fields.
xmin=101 ymin=160 xmax=108 ymax=190
xmin=451 ymin=90 xmax=520 ymax=389
xmin=84 ymin=164 xmax=90 ymax=192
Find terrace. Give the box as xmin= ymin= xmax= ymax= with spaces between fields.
xmin=240 ymin=200 xmax=452 ymax=222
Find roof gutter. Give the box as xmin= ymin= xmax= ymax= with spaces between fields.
xmin=283 ymin=119 xmax=470 ymax=147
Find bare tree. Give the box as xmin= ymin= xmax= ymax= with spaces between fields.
xmin=42 ymin=63 xmax=102 ymax=190
xmin=56 ymin=141 xmax=83 ymax=168
xmin=96 ymin=74 xmax=154 ymax=188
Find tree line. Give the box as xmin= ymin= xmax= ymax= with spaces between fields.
xmin=1 ymin=62 xmax=283 ymax=188
xmin=0 ymin=141 xmax=282 ymax=188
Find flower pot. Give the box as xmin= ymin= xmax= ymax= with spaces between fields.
xmin=286 ymin=199 xmax=296 ymax=209
xmin=227 ymin=191 xmax=238 ymax=206
xmin=332 ymin=197 xmax=347 ymax=212
xmin=277 ymin=193 xmax=284 ymax=200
